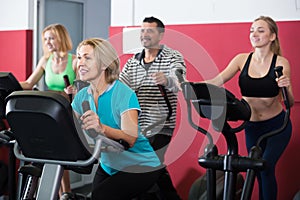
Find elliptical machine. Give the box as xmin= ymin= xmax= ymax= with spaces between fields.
xmin=3 ymin=90 xmax=128 ymax=200
xmin=176 ymin=66 xmax=290 ymax=200
xmin=0 ymin=72 xmax=23 ymax=200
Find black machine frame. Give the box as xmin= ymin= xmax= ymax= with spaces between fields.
xmin=4 ymin=90 xmax=125 ymax=200
xmin=177 ymin=66 xmax=290 ymax=200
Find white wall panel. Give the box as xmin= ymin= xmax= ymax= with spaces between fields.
xmin=111 ymin=0 xmax=135 ymax=26
xmin=122 ymin=27 xmax=142 ymax=53
xmin=111 ymin=0 xmax=300 ymax=26
xmin=0 ymin=0 xmax=34 ymax=30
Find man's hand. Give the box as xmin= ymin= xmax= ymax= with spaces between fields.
xmin=151 ymin=72 xmax=168 ymax=86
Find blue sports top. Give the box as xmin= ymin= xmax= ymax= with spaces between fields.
xmin=72 ymin=80 xmax=161 ymax=175
xmin=45 ymin=53 xmax=76 ymax=91
xmin=239 ymin=52 xmax=279 ymax=98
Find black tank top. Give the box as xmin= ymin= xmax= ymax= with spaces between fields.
xmin=238 ymin=52 xmax=279 ymax=97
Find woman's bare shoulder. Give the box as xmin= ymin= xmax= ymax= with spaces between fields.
xmin=234 ymin=52 xmax=250 ymax=60
xmin=36 ymin=56 xmax=49 ymax=70
xmin=229 ymin=52 xmax=250 ymax=68
xmin=276 ymin=55 xmax=290 ymax=66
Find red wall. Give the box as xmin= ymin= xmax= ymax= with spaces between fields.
xmin=110 ymin=21 xmax=300 ymax=200
xmin=0 ymin=29 xmax=33 ymax=168
xmin=0 ymin=30 xmax=33 ymax=81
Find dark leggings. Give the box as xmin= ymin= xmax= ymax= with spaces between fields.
xmin=245 ymin=111 xmax=292 ymax=200
xmin=148 ymin=134 xmax=172 ymax=162
xmin=92 ymin=165 xmax=163 ymax=200
xmin=147 ymin=134 xmax=182 ymax=200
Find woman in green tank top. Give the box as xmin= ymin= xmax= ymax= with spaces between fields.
xmin=20 ymin=23 xmax=77 ymax=100
xmin=19 ymin=23 xmax=77 ymax=199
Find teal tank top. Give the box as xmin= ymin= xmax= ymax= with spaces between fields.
xmin=45 ymin=53 xmax=76 ymax=91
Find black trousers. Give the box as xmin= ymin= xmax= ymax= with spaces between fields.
xmin=147 ymin=134 xmax=182 ymax=200
xmin=92 ymin=165 xmax=163 ymax=200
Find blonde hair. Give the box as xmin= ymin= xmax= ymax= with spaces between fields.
xmin=42 ymin=23 xmax=73 ymax=58
xmin=77 ymin=38 xmax=120 ymax=83
xmin=254 ymin=16 xmax=282 ymax=56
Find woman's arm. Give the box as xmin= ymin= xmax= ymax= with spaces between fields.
xmin=205 ymin=54 xmax=245 ymax=86
xmin=81 ymin=109 xmax=138 ymax=147
xmin=19 ymin=57 xmax=46 ymax=90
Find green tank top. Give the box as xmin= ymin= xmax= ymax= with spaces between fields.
xmin=45 ymin=53 xmax=76 ymax=91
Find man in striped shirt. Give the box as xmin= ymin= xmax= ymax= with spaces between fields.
xmin=119 ymin=16 xmax=186 ymax=200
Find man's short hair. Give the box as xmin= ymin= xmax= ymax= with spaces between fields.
xmin=143 ymin=16 xmax=165 ymax=33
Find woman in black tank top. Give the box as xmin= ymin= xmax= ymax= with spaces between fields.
xmin=203 ymin=16 xmax=294 ymax=200
xmin=239 ymin=52 xmax=279 ymax=97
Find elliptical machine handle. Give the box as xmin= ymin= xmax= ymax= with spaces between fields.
xmin=63 ymin=75 xmax=73 ymax=102
xmin=81 ymin=101 xmax=99 ymax=139
xmin=142 ymin=83 xmax=173 ymax=136
xmin=175 ymin=69 xmax=184 ymax=83
xmin=274 ymin=66 xmax=290 ymax=109
xmin=255 ymin=65 xmax=291 ymax=146
xmin=0 ymin=129 xmax=14 ymax=144
xmin=274 ymin=66 xmax=283 ymax=77
xmin=158 ymin=84 xmax=172 ymax=121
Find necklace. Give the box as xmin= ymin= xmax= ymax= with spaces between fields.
xmin=92 ymin=82 xmax=108 ymax=95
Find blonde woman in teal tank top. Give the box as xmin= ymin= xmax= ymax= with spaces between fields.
xmin=19 ymin=24 xmax=77 ymax=199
